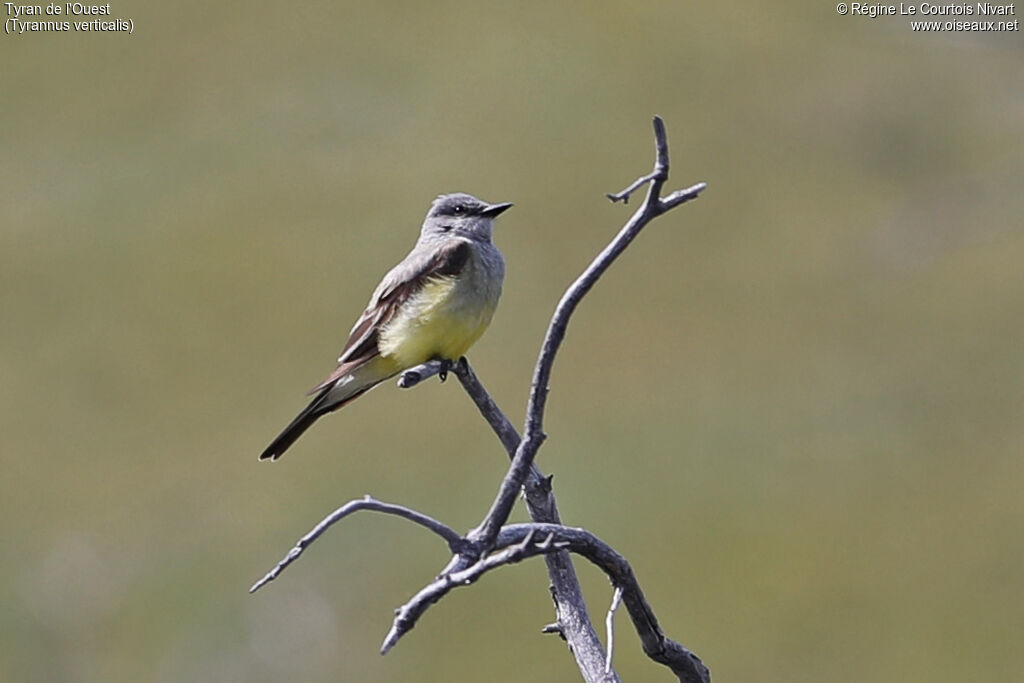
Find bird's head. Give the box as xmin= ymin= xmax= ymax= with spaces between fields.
xmin=421 ymin=193 xmax=512 ymax=243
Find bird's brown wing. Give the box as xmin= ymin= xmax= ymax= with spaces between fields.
xmin=306 ymin=239 xmax=471 ymax=394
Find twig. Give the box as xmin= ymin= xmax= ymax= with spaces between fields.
xmin=541 ymin=622 xmax=565 ymax=638
xmin=605 ymin=171 xmax=660 ymax=204
xmin=660 ymin=184 xmax=708 ymax=212
xmin=397 ymin=360 xmax=445 ymax=388
xmin=249 ymin=496 xmax=464 ymax=593
xmin=605 ymin=586 xmax=623 ymax=674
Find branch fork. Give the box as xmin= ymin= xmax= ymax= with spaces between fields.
xmin=253 ymin=117 xmax=709 ymax=683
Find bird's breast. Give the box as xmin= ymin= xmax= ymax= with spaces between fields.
xmin=378 ymin=247 xmax=503 ymax=367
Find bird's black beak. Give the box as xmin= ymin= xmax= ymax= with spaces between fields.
xmin=480 ymin=202 xmax=513 ymax=218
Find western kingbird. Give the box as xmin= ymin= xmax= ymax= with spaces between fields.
xmin=259 ymin=192 xmax=512 ymax=461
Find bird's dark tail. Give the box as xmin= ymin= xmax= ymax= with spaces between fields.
xmin=258 ymin=394 xmax=325 ymax=461
xmin=258 ymin=385 xmax=373 ymax=461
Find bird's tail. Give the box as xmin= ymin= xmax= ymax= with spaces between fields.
xmin=258 ymin=391 xmax=326 ymax=461
xmin=259 ymin=356 xmax=402 ymax=461
xmin=258 ymin=385 xmax=372 ymax=461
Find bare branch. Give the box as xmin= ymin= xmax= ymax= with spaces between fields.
xmin=541 ymin=622 xmax=565 ymax=638
xmin=605 ymin=171 xmax=659 ymax=204
xmin=660 ymin=183 xmax=708 ymax=212
xmin=397 ymin=360 xmax=445 ymax=388
xmin=605 ymin=586 xmax=623 ymax=674
xmin=250 ymin=496 xmax=464 ymax=593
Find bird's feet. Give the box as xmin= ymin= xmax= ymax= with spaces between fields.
xmin=438 ymin=358 xmax=454 ymax=383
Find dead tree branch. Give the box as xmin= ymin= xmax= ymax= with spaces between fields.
xmin=606 ymin=587 xmax=624 ymax=675
xmin=249 ymin=496 xmax=465 ymax=593
xmin=253 ymin=116 xmax=709 ymax=682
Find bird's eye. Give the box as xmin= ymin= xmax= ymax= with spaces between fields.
xmin=453 ymin=204 xmax=466 ymax=215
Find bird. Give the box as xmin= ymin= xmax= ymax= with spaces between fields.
xmin=259 ymin=192 xmax=512 ymax=461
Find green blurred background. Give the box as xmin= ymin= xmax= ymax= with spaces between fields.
xmin=2 ymin=1 xmax=1022 ymax=681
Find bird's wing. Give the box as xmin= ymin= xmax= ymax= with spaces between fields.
xmin=306 ymin=239 xmax=471 ymax=394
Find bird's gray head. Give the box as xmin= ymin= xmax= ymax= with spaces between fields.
xmin=420 ymin=193 xmax=512 ymax=244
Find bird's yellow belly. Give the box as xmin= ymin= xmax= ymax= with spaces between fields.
xmin=378 ymin=276 xmax=497 ymax=368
